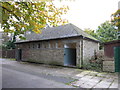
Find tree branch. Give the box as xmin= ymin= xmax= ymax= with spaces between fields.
xmin=0 ymin=5 xmax=20 ymax=21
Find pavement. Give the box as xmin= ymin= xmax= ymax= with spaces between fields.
xmin=1 ymin=58 xmax=119 ymax=89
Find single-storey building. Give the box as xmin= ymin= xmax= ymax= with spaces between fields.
xmin=15 ymin=23 xmax=99 ymax=68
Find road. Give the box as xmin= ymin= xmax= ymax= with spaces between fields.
xmin=1 ymin=58 xmax=74 ymax=88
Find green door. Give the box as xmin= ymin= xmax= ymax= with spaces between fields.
xmin=64 ymin=48 xmax=76 ymax=66
xmin=114 ymin=46 xmax=120 ymax=72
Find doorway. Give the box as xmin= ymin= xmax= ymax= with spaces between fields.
xmin=16 ymin=48 xmax=22 ymax=61
xmin=64 ymin=43 xmax=76 ymax=66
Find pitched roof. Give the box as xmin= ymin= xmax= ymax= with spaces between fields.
xmin=16 ymin=23 xmax=98 ymax=43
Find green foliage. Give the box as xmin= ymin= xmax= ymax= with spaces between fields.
xmin=0 ymin=1 xmax=69 ymax=49
xmin=111 ymin=9 xmax=120 ymax=39
xmin=4 ymin=40 xmax=15 ymax=49
xmin=84 ymin=21 xmax=117 ymax=44
xmin=111 ymin=9 xmax=120 ymax=31
xmin=96 ymin=21 xmax=117 ymax=43
xmin=84 ymin=28 xmax=97 ymax=39
xmin=0 ymin=41 xmax=15 ymax=50
xmin=1 ymin=1 xmax=69 ymax=38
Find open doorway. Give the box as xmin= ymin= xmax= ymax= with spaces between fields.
xmin=64 ymin=43 xmax=76 ymax=67
xmin=16 ymin=48 xmax=22 ymax=61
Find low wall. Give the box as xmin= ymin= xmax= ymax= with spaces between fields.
xmin=0 ymin=49 xmax=15 ymax=58
xmin=96 ymin=50 xmax=115 ymax=72
xmin=103 ymin=60 xmax=115 ymax=72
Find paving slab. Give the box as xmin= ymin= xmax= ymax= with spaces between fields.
xmin=82 ymin=75 xmax=94 ymax=79
xmin=75 ymin=71 xmax=91 ymax=78
xmin=92 ymin=76 xmax=104 ymax=81
xmin=93 ymin=81 xmax=111 ymax=88
xmin=109 ymin=80 xmax=118 ymax=88
xmin=79 ymin=83 xmax=93 ymax=88
xmin=89 ymin=71 xmax=99 ymax=76
xmin=80 ymin=80 xmax=99 ymax=88
xmin=105 ymin=73 xmax=118 ymax=79
xmin=72 ymin=80 xmax=85 ymax=87
xmin=102 ymin=78 xmax=114 ymax=83
xmin=97 ymin=73 xmax=108 ymax=78
xmin=89 ymin=78 xmax=101 ymax=83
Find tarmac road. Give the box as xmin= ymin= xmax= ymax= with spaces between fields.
xmin=2 ymin=59 xmax=74 ymax=88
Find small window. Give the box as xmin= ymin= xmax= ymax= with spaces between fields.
xmin=52 ymin=42 xmax=55 ymax=48
xmin=48 ymin=42 xmax=51 ymax=48
xmin=44 ymin=42 xmax=47 ymax=48
xmin=56 ymin=42 xmax=58 ymax=48
xmin=29 ymin=44 xmax=31 ymax=49
xmin=38 ymin=44 xmax=40 ymax=48
xmin=33 ymin=44 xmax=35 ymax=48
xmin=41 ymin=42 xmax=44 ymax=48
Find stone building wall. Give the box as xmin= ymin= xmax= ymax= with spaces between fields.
xmin=16 ymin=37 xmax=99 ymax=68
xmin=22 ymin=48 xmax=64 ymax=65
xmin=18 ymin=40 xmax=64 ymax=65
xmin=16 ymin=37 xmax=81 ymax=66
xmin=83 ymin=39 xmax=99 ymax=67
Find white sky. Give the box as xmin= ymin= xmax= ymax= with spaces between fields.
xmin=0 ymin=0 xmax=119 ymax=31
xmin=53 ymin=0 xmax=119 ymax=30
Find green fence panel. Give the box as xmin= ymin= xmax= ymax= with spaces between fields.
xmin=114 ymin=46 xmax=120 ymax=72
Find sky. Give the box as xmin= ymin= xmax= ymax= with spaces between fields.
xmin=0 ymin=0 xmax=119 ymax=32
xmin=53 ymin=0 xmax=119 ymax=30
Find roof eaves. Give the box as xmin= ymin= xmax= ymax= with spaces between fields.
xmin=15 ymin=35 xmax=82 ymax=44
xmin=70 ymin=24 xmax=98 ymax=41
xmin=83 ymin=37 xmax=100 ymax=43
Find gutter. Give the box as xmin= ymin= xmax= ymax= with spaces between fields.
xmin=15 ymin=35 xmax=99 ymax=44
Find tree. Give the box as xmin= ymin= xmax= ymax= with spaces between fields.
xmin=84 ymin=28 xmax=97 ymax=38
xmin=111 ymin=9 xmax=120 ymax=39
xmin=0 ymin=1 xmax=69 ymax=41
xmin=96 ymin=21 xmax=117 ymax=43
xmin=111 ymin=9 xmax=120 ymax=30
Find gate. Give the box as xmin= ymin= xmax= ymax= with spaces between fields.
xmin=114 ymin=46 xmax=120 ymax=72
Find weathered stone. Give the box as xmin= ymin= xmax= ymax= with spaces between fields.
xmin=93 ymin=80 xmax=111 ymax=88
xmin=80 ymin=81 xmax=97 ymax=88
xmin=103 ymin=61 xmax=115 ymax=72
xmin=109 ymin=81 xmax=118 ymax=88
xmin=76 ymin=71 xmax=91 ymax=77
xmin=83 ymin=40 xmax=99 ymax=66
xmin=16 ymin=37 xmax=99 ymax=70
